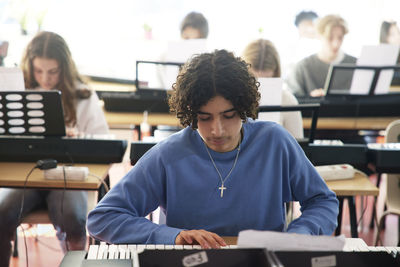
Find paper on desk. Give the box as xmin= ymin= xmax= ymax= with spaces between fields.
xmin=257 ymin=78 xmax=283 ymax=123
xmin=237 ymin=230 xmax=345 ymax=251
xmin=0 ymin=67 xmax=24 ymax=91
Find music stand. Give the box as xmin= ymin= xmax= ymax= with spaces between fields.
xmin=258 ymin=103 xmax=320 ymax=148
xmin=325 ymin=64 xmax=400 ymax=96
xmin=0 ymin=90 xmax=66 ymax=136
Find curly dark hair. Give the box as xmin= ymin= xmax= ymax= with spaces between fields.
xmin=169 ymin=49 xmax=260 ymax=129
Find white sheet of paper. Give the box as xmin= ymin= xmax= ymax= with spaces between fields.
xmin=237 ymin=230 xmax=345 ymax=251
xmin=350 ymin=44 xmax=400 ymax=94
xmin=0 ymin=67 xmax=25 ymax=91
xmin=257 ymin=78 xmax=283 ymax=123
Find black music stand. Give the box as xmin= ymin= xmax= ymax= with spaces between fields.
xmin=325 ymin=64 xmax=400 ymax=96
xmin=258 ymin=103 xmax=320 ymax=148
xmin=0 ymin=90 xmax=66 ymax=136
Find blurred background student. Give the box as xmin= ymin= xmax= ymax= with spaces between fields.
xmin=282 ymin=10 xmax=319 ymax=79
xmin=0 ymin=31 xmax=108 ymax=266
xmin=380 ymin=20 xmax=400 ymax=85
xmin=180 ymin=11 xmax=209 ymax=40
xmin=242 ymin=39 xmax=304 ymax=139
xmin=286 ymin=14 xmax=356 ymax=97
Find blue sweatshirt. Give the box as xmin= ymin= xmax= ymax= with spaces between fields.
xmin=87 ymin=120 xmax=338 ymax=244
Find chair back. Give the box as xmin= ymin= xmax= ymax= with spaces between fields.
xmin=385 ymin=120 xmax=400 ymax=211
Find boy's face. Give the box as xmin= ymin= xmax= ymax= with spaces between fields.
xmin=321 ymin=26 xmax=344 ymax=59
xmin=196 ymin=95 xmax=242 ymax=153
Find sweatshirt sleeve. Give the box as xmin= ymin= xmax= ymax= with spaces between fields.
xmin=284 ymin=134 xmax=339 ymax=235
xmin=87 ymin=151 xmax=182 ymax=244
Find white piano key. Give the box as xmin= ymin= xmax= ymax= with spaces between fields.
xmin=192 ymin=245 xmax=202 ymax=249
xmin=98 ymin=243 xmax=108 ymax=259
xmin=155 ymin=244 xmax=165 ymax=250
xmin=128 ymin=245 xmax=137 ymax=258
xmin=137 ymin=244 xmax=146 ymax=253
xmin=367 ymin=246 xmax=379 ymax=251
xmin=164 ymin=245 xmax=175 ymax=250
xmin=118 ymin=244 xmax=128 ymax=259
xmin=228 ymin=245 xmax=238 ymax=249
xmin=87 ymin=245 xmax=99 ymax=260
xmin=174 ymin=245 xmax=184 ymax=250
xmin=108 ymin=244 xmax=118 ymax=259
xmin=184 ymin=245 xmax=194 ymax=249
xmin=146 ymin=244 xmax=156 ymax=250
xmin=132 ymin=249 xmax=140 ymax=267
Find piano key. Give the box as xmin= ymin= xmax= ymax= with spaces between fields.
xmin=118 ymin=244 xmax=128 ymax=259
xmin=174 ymin=245 xmax=184 ymax=250
xmin=164 ymin=245 xmax=175 ymax=250
xmin=108 ymin=244 xmax=118 ymax=259
xmin=98 ymin=243 xmax=108 ymax=259
xmin=87 ymin=244 xmax=99 ymax=259
xmin=155 ymin=244 xmax=165 ymax=250
xmin=184 ymin=245 xmax=194 ymax=249
xmin=192 ymin=245 xmax=202 ymax=249
xmin=145 ymin=244 xmax=156 ymax=250
xmin=136 ymin=244 xmax=146 ymax=253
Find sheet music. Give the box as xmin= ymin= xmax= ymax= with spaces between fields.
xmin=350 ymin=44 xmax=400 ymax=94
xmin=0 ymin=67 xmax=25 ymax=91
xmin=237 ymin=230 xmax=345 ymax=251
xmin=257 ymin=78 xmax=283 ymax=123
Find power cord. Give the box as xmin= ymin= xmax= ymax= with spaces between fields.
xmin=89 ymin=172 xmax=110 ymax=192
xmin=17 ymin=159 xmax=57 ymax=267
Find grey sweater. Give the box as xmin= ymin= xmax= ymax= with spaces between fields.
xmin=286 ymin=54 xmax=357 ymax=97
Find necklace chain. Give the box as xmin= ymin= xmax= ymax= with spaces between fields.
xmin=204 ymin=141 xmax=241 ymax=198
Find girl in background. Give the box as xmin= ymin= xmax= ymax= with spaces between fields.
xmin=242 ymin=39 xmax=304 ymax=139
xmin=0 ymin=31 xmax=108 ymax=266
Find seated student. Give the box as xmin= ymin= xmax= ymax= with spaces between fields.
xmin=87 ymin=49 xmax=338 ymax=248
xmin=180 ymin=11 xmax=209 ymax=39
xmin=380 ymin=20 xmax=400 ymax=85
xmin=0 ymin=31 xmax=109 ymax=266
xmin=242 ymin=39 xmax=304 ymax=139
xmin=286 ymin=14 xmax=356 ymax=97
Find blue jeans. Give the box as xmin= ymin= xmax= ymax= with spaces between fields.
xmin=0 ymin=188 xmax=87 ymax=266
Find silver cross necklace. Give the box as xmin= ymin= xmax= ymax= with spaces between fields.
xmin=204 ymin=139 xmax=241 ymax=198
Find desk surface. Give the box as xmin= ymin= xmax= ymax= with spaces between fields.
xmin=325 ymin=172 xmax=379 ymax=196
xmin=104 ymin=109 xmax=399 ymax=131
xmin=0 ymin=162 xmax=110 ymax=190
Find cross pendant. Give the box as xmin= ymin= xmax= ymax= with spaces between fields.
xmin=219 ymin=184 xmax=227 ymax=198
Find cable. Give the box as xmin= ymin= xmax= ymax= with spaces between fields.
xmin=16 ymin=165 xmax=37 ymax=267
xmin=16 ymin=159 xmax=57 ymax=267
xmin=89 ymin=172 xmax=110 ymax=193
xmin=61 ymin=166 xmax=69 ymax=252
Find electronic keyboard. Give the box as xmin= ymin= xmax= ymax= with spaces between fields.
xmin=0 ymin=135 xmax=127 ymax=164
xmin=60 ymin=241 xmax=400 ymax=267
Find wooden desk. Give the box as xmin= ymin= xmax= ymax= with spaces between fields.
xmin=326 ymin=172 xmax=379 ymax=197
xmin=104 ymin=109 xmax=399 ymax=132
xmin=303 ymin=117 xmax=400 ymax=130
xmin=325 ymin=172 xmax=379 ymax=238
xmin=0 ymin=162 xmax=110 ymax=190
xmin=104 ymin=110 xmax=180 ymax=128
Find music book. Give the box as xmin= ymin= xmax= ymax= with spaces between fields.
xmin=350 ymin=44 xmax=400 ymax=94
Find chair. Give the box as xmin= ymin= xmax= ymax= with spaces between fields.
xmin=374 ymin=119 xmax=400 ymax=246
xmin=13 ymin=191 xmax=98 ymax=257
